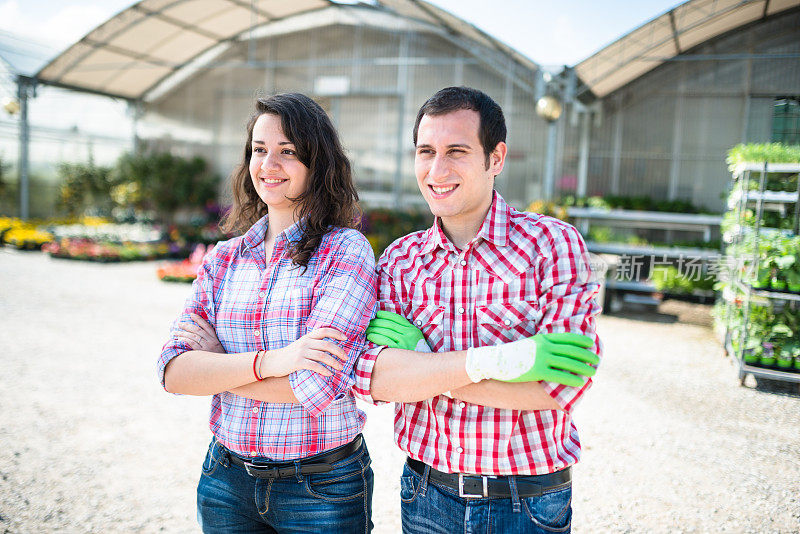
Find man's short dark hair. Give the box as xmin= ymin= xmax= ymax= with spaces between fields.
xmin=413 ymin=86 xmax=507 ymax=165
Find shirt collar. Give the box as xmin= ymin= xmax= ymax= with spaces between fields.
xmin=420 ymin=190 xmax=510 ymax=254
xmin=239 ymin=214 xmax=305 ymax=255
xmin=475 ymin=191 xmax=510 ymax=248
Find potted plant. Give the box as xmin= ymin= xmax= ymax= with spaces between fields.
xmin=743 ymin=338 xmax=761 ymax=364
xmin=786 ymin=269 xmax=800 ymax=293
xmin=759 ymin=342 xmax=776 ymax=366
xmin=754 ymin=256 xmax=773 ymax=288
xmin=770 ymin=271 xmax=787 ymax=291
xmin=776 ymin=342 xmax=796 ymax=368
xmin=783 ymin=239 xmax=800 ymax=292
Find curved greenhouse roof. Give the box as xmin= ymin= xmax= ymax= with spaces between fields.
xmin=575 ymin=0 xmax=800 ymax=98
xmin=35 ymin=0 xmax=539 ymax=101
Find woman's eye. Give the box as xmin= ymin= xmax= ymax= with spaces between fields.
xmin=282 ymin=149 xmax=296 ymax=156
xmin=253 ymin=147 xmax=266 ymax=153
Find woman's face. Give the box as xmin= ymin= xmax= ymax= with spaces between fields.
xmin=249 ymin=113 xmax=310 ymax=218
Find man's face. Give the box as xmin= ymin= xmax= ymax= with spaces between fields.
xmin=414 ymin=109 xmax=506 ymax=233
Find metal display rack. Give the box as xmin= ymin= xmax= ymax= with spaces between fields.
xmin=568 ymin=208 xmax=723 ymax=310
xmin=722 ymin=162 xmax=800 ymax=388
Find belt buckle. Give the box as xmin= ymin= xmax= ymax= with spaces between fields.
xmin=458 ymin=474 xmax=488 ymax=498
xmin=244 ymin=462 xmax=274 ymax=478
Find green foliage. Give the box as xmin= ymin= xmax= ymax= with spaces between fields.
xmin=0 ymin=154 xmax=7 ymax=194
xmin=651 ymin=265 xmax=716 ymax=294
xmin=0 ymin=154 xmax=12 ymax=211
xmin=526 ymin=199 xmax=569 ymax=222
xmin=109 ymin=151 xmax=218 ymax=221
xmin=557 ymin=194 xmax=712 ymax=214
xmin=726 ymin=143 xmax=800 ymax=170
xmin=587 ymin=225 xmax=649 ymax=246
xmin=57 ymin=161 xmax=114 ymax=216
xmin=360 ymin=208 xmax=430 ymax=257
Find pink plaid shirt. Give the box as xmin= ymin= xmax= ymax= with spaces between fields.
xmin=158 ymin=215 xmax=377 ymax=460
xmin=354 ymin=192 xmax=602 ymax=476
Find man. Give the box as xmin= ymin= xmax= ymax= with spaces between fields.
xmin=353 ymin=86 xmax=602 ymax=533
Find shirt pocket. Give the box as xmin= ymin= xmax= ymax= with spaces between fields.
xmin=475 ymin=300 xmax=539 ymax=345
xmin=264 ymin=287 xmax=314 ymax=345
xmin=408 ymin=303 xmax=447 ymax=352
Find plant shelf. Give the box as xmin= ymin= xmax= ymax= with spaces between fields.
xmin=718 ymin=159 xmax=800 ymax=388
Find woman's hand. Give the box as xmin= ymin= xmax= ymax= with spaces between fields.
xmin=175 ymin=313 xmax=225 ymax=353
xmin=260 ymin=328 xmax=348 ymax=378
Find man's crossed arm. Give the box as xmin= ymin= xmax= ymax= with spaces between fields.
xmin=365 ymin=311 xmax=598 ymax=410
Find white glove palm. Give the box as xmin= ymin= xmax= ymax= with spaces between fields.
xmin=465 ymin=332 xmax=599 ymax=387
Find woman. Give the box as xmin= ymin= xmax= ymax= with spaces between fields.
xmin=157 ymin=93 xmax=377 ymax=533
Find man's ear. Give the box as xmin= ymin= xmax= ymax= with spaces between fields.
xmin=489 ymin=141 xmax=507 ymax=177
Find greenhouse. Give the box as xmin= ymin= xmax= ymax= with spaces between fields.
xmin=32 ymin=0 xmax=549 ymax=210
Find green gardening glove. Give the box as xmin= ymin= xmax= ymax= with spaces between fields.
xmin=465 ymin=332 xmax=599 ymax=387
xmin=365 ymin=310 xmax=432 ymax=352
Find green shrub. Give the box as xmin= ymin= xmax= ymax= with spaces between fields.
xmin=57 ymin=161 xmax=114 ymax=216
xmin=651 ymin=265 xmax=715 ymax=294
xmin=726 ymin=143 xmax=800 ymax=169
xmin=109 ymin=151 xmax=218 ymax=222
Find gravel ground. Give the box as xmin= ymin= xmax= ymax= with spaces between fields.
xmin=1 ymin=248 xmax=798 ymax=533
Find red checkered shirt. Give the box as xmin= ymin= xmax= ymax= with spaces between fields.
xmin=158 ymin=216 xmax=377 ymax=460
xmin=354 ymin=192 xmax=602 ymax=476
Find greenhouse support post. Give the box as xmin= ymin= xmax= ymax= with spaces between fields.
xmin=16 ymin=76 xmax=36 ymax=220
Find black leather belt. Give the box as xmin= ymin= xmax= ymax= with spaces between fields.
xmin=225 ymin=435 xmax=362 ymax=479
xmin=407 ymin=457 xmax=570 ymax=499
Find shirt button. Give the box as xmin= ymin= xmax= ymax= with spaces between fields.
xmin=456 ymin=446 xmax=464 ymax=453
xmin=258 ymin=291 xmax=266 ymax=299
xmin=250 ymin=451 xmax=258 ymax=456
xmin=460 ymin=260 xmax=467 ymax=266
xmin=415 ymin=320 xmax=422 ymax=326
xmin=253 ymin=330 xmax=261 ymax=336
xmin=458 ymin=307 xmax=465 ymax=314
xmin=252 ymin=407 xmax=259 ymax=414
xmin=504 ymin=319 xmax=512 ymax=326
xmin=459 ymin=402 xmax=466 ymax=409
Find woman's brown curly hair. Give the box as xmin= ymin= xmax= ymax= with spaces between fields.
xmin=221 ymin=93 xmax=360 ymax=269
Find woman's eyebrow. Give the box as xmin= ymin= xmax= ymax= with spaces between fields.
xmin=251 ymin=140 xmax=294 ymax=145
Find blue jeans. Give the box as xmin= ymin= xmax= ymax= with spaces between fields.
xmin=400 ymin=463 xmax=571 ymax=534
xmin=196 ymin=437 xmax=374 ymax=533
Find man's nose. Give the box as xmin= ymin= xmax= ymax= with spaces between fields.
xmin=428 ymin=155 xmax=449 ymax=182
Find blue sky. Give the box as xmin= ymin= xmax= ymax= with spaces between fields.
xmin=0 ymin=0 xmax=682 ymax=68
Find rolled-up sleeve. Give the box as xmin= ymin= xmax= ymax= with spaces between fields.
xmin=352 ymin=249 xmax=408 ymax=405
xmin=535 ymin=224 xmax=603 ymax=413
xmin=289 ymin=233 xmax=378 ymax=417
xmin=156 ymin=249 xmax=218 ymax=391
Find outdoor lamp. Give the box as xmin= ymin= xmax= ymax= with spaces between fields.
xmin=535 ymin=95 xmax=562 ymax=123
xmin=3 ymin=97 xmax=20 ymax=115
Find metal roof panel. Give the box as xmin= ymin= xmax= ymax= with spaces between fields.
xmin=575 ymin=0 xmax=800 ymax=98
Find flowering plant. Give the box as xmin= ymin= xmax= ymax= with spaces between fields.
xmin=157 ymin=244 xmax=214 ymax=283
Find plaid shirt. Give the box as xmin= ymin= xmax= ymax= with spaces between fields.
xmin=354 ymin=192 xmax=602 ymax=476
xmin=158 ymin=215 xmax=377 ymax=460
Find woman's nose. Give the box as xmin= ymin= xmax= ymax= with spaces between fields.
xmin=260 ymin=151 xmax=279 ymax=171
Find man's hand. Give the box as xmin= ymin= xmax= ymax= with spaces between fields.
xmin=365 ymin=311 xmax=432 ymax=352
xmin=466 ymin=332 xmax=598 ymax=387
xmin=175 ymin=313 xmax=225 ymax=353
